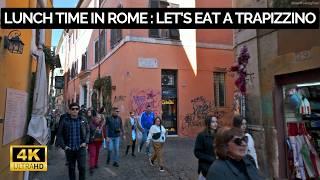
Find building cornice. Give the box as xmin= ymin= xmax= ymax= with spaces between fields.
xmin=90 ymin=36 xmax=234 ymax=70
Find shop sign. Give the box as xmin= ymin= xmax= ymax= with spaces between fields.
xmin=54 ymin=76 xmax=64 ymax=89
xmin=162 ymin=88 xmax=177 ymax=98
xmin=162 ymin=99 xmax=174 ymax=105
xmin=138 ymin=58 xmax=158 ymax=68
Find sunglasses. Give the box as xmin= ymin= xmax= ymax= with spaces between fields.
xmin=232 ymin=136 xmax=248 ymax=146
xmin=71 ymin=108 xmax=79 ymax=111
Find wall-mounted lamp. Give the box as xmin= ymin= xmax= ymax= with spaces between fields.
xmin=4 ymin=30 xmax=25 ymax=54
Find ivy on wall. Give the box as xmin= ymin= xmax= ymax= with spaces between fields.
xmin=93 ymin=76 xmax=112 ymax=115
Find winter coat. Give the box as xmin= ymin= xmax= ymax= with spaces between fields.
xmin=56 ymin=114 xmax=90 ymax=149
xmin=194 ymin=130 xmax=216 ymax=177
xmin=124 ymin=117 xmax=143 ymax=145
xmin=206 ymin=155 xmax=264 ymax=180
xmin=105 ymin=115 xmax=123 ymax=138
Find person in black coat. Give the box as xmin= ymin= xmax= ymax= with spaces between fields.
xmin=194 ymin=116 xmax=219 ymax=179
xmin=56 ymin=103 xmax=90 ymax=180
xmin=206 ymin=127 xmax=264 ymax=180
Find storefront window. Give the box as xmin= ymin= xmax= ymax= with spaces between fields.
xmin=283 ymin=82 xmax=320 ymax=179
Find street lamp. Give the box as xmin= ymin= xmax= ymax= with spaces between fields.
xmin=4 ymin=30 xmax=25 ymax=54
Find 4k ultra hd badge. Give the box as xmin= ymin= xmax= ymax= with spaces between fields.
xmin=10 ymin=145 xmax=47 ymax=171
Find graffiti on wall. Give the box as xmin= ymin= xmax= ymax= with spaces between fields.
xmin=183 ymin=96 xmax=225 ymax=130
xmin=130 ymin=89 xmax=161 ymax=115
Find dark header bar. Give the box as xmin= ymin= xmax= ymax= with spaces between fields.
xmin=1 ymin=8 xmax=319 ymax=29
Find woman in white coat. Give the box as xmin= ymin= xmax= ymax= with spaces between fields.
xmin=233 ymin=116 xmax=259 ymax=168
xmin=146 ymin=116 xmax=167 ymax=172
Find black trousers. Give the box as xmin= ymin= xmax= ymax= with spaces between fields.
xmin=126 ymin=139 xmax=136 ymax=154
xmin=66 ymin=148 xmax=86 ymax=180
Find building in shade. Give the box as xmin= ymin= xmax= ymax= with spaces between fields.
xmin=233 ymin=0 xmax=320 ymax=178
xmin=58 ymin=0 xmax=235 ymax=137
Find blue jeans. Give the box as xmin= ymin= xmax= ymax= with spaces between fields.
xmin=108 ymin=137 xmax=120 ymax=163
xmin=140 ymin=129 xmax=151 ymax=154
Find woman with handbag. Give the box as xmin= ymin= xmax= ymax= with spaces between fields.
xmin=146 ymin=116 xmax=167 ymax=172
xmin=88 ymin=113 xmax=105 ymax=175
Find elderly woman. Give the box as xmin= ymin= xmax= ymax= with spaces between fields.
xmin=233 ymin=116 xmax=258 ymax=168
xmin=206 ymin=127 xmax=263 ymax=180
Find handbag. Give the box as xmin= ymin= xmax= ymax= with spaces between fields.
xmin=152 ymin=126 xmax=162 ymax=140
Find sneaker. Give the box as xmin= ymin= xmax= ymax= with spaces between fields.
xmin=159 ymin=166 xmax=165 ymax=172
xmin=149 ymin=158 xmax=155 ymax=166
xmin=113 ymin=162 xmax=119 ymax=167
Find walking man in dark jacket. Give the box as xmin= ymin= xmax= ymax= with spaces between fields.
xmin=57 ymin=103 xmax=90 ymax=180
xmin=105 ymin=107 xmax=125 ymax=167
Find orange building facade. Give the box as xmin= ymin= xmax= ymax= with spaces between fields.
xmin=61 ymin=0 xmax=235 ymax=137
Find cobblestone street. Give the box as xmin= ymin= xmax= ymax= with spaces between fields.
xmin=31 ymin=137 xmax=197 ymax=180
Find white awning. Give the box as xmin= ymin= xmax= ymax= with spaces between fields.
xmin=27 ymin=50 xmax=49 ymax=145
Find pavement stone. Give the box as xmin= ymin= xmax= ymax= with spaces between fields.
xmin=30 ymin=137 xmax=198 ymax=180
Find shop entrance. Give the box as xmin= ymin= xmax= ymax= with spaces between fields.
xmin=274 ymin=68 xmax=320 ymax=178
xmin=161 ymin=70 xmax=177 ymax=135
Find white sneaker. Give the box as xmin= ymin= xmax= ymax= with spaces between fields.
xmin=159 ymin=166 xmax=164 ymax=172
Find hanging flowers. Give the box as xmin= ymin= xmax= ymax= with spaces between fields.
xmin=230 ymin=46 xmax=251 ymax=94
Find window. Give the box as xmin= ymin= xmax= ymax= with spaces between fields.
xmin=214 ymin=72 xmax=226 ymax=107
xmin=81 ymin=51 xmax=87 ymax=71
xmin=148 ymin=0 xmax=180 ymax=40
xmin=99 ymin=0 xmax=104 ymax=7
xmin=94 ymin=40 xmax=99 ymax=64
xmin=99 ymin=30 xmax=106 ymax=59
xmin=110 ymin=29 xmax=122 ymax=49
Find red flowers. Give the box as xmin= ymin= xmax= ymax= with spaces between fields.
xmin=230 ymin=46 xmax=250 ymax=94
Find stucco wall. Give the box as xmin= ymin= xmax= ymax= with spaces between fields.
xmin=75 ymin=41 xmax=235 ymax=137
